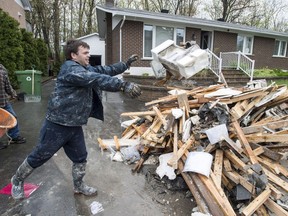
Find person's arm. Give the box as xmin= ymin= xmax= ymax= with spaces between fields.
xmin=63 ymin=65 xmax=142 ymax=98
xmin=87 ymin=54 xmax=138 ymax=76
xmin=87 ymin=62 xmax=128 ymax=76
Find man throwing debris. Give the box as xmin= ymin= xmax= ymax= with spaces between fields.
xmin=11 ymin=39 xmax=142 ymax=199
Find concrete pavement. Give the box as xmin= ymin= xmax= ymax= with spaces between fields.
xmin=0 ymin=79 xmax=175 ymax=216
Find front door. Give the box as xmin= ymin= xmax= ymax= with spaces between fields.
xmin=201 ymin=31 xmax=212 ymax=50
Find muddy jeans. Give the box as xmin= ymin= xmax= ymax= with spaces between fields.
xmin=27 ymin=119 xmax=87 ymax=168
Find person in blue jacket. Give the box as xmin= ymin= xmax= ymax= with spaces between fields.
xmin=11 ymin=39 xmax=142 ymax=199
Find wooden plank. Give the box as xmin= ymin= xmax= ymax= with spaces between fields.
xmin=221 ymin=174 xmax=235 ymax=191
xmin=259 ymin=156 xmax=288 ymax=177
xmin=172 ymin=123 xmax=178 ymax=169
xmin=255 ymin=205 xmax=269 ymax=216
xmin=121 ymin=124 xmax=133 ymax=137
xmin=145 ymin=86 xmax=204 ymax=106
xmin=241 ymin=188 xmax=271 ymax=216
xmin=223 ymin=170 xmax=254 ymax=193
xmin=146 ymin=85 xmax=224 ymax=106
xmin=198 ymin=174 xmax=237 ymax=216
xmin=113 ymin=136 xmax=121 ymax=151
xmin=232 ymin=121 xmax=258 ymax=164
xmin=141 ymin=118 xmax=160 ymax=139
xmin=250 ymin=142 xmax=282 ymax=161
xmin=263 ymin=167 xmax=288 ymax=192
xmin=253 ymin=146 xmax=265 ymax=156
xmin=264 ymin=198 xmax=288 ymax=216
xmin=177 ymin=93 xmax=190 ymax=117
xmin=223 ymin=158 xmax=233 ymax=172
xmin=97 ymin=137 xmax=107 ymax=150
xmin=223 ymin=170 xmax=240 ymax=184
xmin=178 ymin=160 xmax=213 ymax=215
xmin=121 ymin=110 xmax=171 ymax=117
xmin=220 ymin=88 xmax=266 ymax=104
xmin=224 ymin=150 xmax=250 ymax=172
xmin=223 ymin=135 xmax=244 ymax=155
xmin=131 ymin=124 xmax=144 ymax=135
xmin=190 ymin=172 xmax=226 ymax=216
xmin=213 ymin=149 xmax=224 ymax=188
xmin=241 ymin=119 xmax=288 ymax=134
xmin=167 ymin=135 xmax=194 ymax=167
xmin=268 ymin=183 xmax=282 ymax=200
xmin=152 ymin=106 xmax=167 ymax=128
xmin=230 ymin=92 xmax=268 ymax=120
xmin=122 ymin=128 xmax=136 ymax=139
xmin=245 ymin=134 xmax=288 ymax=143
xmin=210 ymin=171 xmax=226 ymax=197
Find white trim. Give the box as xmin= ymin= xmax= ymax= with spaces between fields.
xmin=273 ymin=39 xmax=287 ymax=57
xmin=143 ymin=24 xmax=186 ymax=58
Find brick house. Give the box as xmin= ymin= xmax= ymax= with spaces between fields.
xmin=0 ymin=0 xmax=32 ymax=30
xmin=96 ymin=4 xmax=288 ymax=75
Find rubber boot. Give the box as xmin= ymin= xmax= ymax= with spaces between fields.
xmin=72 ymin=162 xmax=97 ymax=196
xmin=11 ymin=158 xmax=34 ymax=199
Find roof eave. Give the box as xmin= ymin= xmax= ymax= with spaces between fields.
xmin=96 ymin=5 xmax=288 ymax=39
xmin=21 ymin=0 xmax=32 ymax=12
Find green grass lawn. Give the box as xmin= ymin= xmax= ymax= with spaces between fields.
xmin=254 ymin=68 xmax=288 ymax=86
xmin=254 ymin=68 xmax=288 ymax=77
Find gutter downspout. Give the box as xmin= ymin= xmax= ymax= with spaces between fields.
xmin=119 ymin=15 xmax=126 ymax=61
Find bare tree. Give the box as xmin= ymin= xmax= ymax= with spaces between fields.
xmin=204 ymin=0 xmax=255 ymax=22
xmin=53 ymin=0 xmax=61 ymax=64
xmin=236 ymin=0 xmax=288 ymax=31
xmin=86 ymin=0 xmax=97 ymax=34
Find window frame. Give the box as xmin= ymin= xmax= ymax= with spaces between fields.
xmin=273 ymin=39 xmax=287 ymax=57
xmin=237 ymin=35 xmax=254 ymax=55
xmin=143 ymin=24 xmax=185 ymax=59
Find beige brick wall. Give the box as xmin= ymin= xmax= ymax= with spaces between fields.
xmin=0 ymin=0 xmax=27 ymax=28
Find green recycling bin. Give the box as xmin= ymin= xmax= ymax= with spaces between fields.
xmin=15 ymin=70 xmax=42 ymax=102
xmin=15 ymin=70 xmax=42 ymax=95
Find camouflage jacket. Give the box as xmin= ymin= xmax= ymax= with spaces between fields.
xmin=46 ymin=60 xmax=128 ymax=126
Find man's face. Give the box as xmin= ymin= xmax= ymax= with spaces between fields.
xmin=71 ymin=46 xmax=90 ymax=66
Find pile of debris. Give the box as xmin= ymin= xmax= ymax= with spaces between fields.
xmin=98 ymin=83 xmax=288 ymax=216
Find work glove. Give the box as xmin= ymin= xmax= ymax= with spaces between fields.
xmin=126 ymin=54 xmax=138 ymax=68
xmin=121 ymin=82 xmax=142 ymax=99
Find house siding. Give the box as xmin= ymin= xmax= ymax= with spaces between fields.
xmin=213 ymin=31 xmax=237 ymax=55
xmin=106 ymin=13 xmax=113 ymax=65
xmin=252 ymin=36 xmax=288 ymax=69
xmin=0 ymin=0 xmax=27 ymax=29
xmin=112 ymin=23 xmax=120 ymax=63
xmin=122 ymin=20 xmax=148 ymax=67
xmin=186 ymin=27 xmax=201 ymax=44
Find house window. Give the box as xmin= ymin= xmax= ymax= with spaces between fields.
xmin=273 ymin=40 xmax=287 ymax=57
xmin=156 ymin=26 xmax=174 ymax=46
xmin=176 ymin=28 xmax=185 ymax=46
xmin=143 ymin=24 xmax=185 ymax=58
xmin=144 ymin=25 xmax=153 ymax=58
xmin=237 ymin=35 xmax=253 ymax=55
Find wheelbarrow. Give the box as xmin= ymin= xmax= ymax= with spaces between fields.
xmin=0 ymin=108 xmax=17 ymax=138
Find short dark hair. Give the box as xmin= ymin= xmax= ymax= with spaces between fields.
xmin=64 ymin=39 xmax=90 ymax=60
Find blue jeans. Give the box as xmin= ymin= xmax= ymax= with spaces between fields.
xmin=27 ymin=119 xmax=88 ymax=168
xmin=2 ymin=103 xmax=20 ymax=139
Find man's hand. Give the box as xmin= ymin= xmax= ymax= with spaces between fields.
xmin=126 ymin=54 xmax=138 ymax=68
xmin=121 ymin=82 xmax=142 ymax=99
